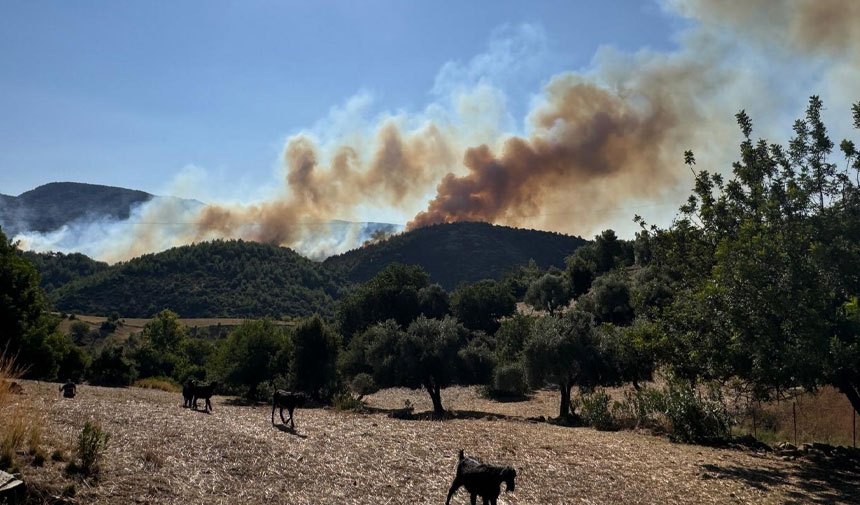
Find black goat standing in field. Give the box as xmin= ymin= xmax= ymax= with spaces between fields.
xmin=182 ymin=379 xmax=196 ymax=408
xmin=191 ymin=381 xmax=217 ymax=412
xmin=271 ymin=390 xmax=306 ymax=428
xmin=446 ymin=450 xmax=517 ymax=505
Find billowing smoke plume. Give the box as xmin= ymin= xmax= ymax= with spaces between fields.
xmin=409 ymin=0 xmax=860 ymax=230
xmin=193 ymin=119 xmax=456 ymax=252
xmin=12 ymin=0 xmax=859 ymax=262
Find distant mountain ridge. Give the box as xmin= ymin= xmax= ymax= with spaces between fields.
xmin=0 ymin=182 xmax=202 ymax=236
xmin=324 ymin=221 xmax=586 ymax=289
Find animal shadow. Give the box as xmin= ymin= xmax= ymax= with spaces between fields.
xmin=274 ymin=423 xmax=307 ymax=438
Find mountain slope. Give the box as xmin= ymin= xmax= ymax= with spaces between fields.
xmin=324 ymin=221 xmax=586 ymax=289
xmin=51 ymin=240 xmax=345 ymax=318
xmin=0 ymin=182 xmax=202 ymax=236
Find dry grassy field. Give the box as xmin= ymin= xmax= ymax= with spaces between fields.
xmin=6 ymin=382 xmax=858 ymax=505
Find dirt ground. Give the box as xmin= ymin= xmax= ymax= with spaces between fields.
xmin=13 ymin=381 xmax=860 ymax=504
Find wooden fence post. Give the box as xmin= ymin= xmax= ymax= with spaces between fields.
xmin=793 ymin=402 xmax=797 ymax=447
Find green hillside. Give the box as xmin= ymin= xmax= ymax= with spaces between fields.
xmin=51 ymin=240 xmax=344 ymax=318
xmin=325 ymin=221 xmax=586 ymax=289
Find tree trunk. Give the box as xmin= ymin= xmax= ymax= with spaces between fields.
xmin=836 ymin=378 xmax=860 ymax=418
xmin=559 ymin=381 xmax=572 ymax=419
xmin=426 ymin=382 xmax=445 ymax=416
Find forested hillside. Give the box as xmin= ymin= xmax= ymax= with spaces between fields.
xmin=31 ymin=222 xmax=586 ymax=317
xmin=325 ymin=221 xmax=586 ymax=289
xmin=51 ymin=240 xmax=344 ymax=318
xmin=21 ymin=250 xmax=109 ymax=294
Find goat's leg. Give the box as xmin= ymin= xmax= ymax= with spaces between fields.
xmin=288 ymin=407 xmax=295 ymax=428
xmin=469 ymin=493 xmax=477 ymax=505
xmin=445 ymin=480 xmax=461 ymax=505
xmin=280 ymin=407 xmax=287 ymax=424
xmin=206 ymin=398 xmax=212 ymax=412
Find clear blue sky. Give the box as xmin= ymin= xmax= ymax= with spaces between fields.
xmin=0 ymin=1 xmax=683 ymax=198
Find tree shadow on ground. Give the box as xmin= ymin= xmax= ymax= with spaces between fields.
xmin=273 ymin=423 xmax=307 ymax=438
xmin=700 ymin=454 xmax=860 ymax=504
xmin=363 ymin=406 xmax=520 ymax=422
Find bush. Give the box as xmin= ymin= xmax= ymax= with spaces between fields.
xmin=133 ymin=377 xmax=180 ymax=392
xmin=76 ymin=421 xmax=110 ymax=476
xmin=254 ymin=375 xmax=289 ymax=403
xmin=611 ymin=387 xmax=661 ymax=430
xmin=350 ymin=373 xmax=378 ymax=399
xmin=491 ymin=363 xmax=529 ymax=397
xmin=579 ymin=390 xmax=616 ymax=431
xmin=651 ymin=380 xmax=730 ymax=443
xmin=332 ymin=392 xmax=364 ymax=411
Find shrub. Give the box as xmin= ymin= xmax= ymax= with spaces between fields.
xmin=579 ymin=390 xmax=616 ymax=431
xmin=491 ymin=363 xmax=529 ymax=397
xmin=651 ymin=380 xmax=730 ymax=443
xmin=350 ymin=373 xmax=378 ymax=399
xmin=132 ymin=377 xmax=180 ymax=392
xmin=76 ymin=421 xmax=110 ymax=476
xmin=332 ymin=392 xmax=364 ymax=411
xmin=254 ymin=375 xmax=289 ymax=402
xmin=611 ymin=388 xmax=662 ymax=430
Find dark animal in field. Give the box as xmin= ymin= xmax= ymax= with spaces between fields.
xmin=190 ymin=381 xmax=217 ymax=412
xmin=59 ymin=381 xmax=77 ymax=398
xmin=271 ymin=390 xmax=307 ymax=428
xmin=182 ymin=379 xmax=197 ymax=408
xmin=446 ymin=449 xmax=516 ymax=505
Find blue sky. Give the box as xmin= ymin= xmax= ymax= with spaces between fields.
xmin=0 ymin=1 xmax=684 ymax=198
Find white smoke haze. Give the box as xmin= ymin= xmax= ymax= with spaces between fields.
xmin=12 ymin=0 xmax=860 ymax=262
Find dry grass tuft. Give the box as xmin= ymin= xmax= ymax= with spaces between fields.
xmin=133 ymin=377 xmax=181 ymax=392
xmin=0 ymin=352 xmax=43 ymax=472
xmin=142 ymin=448 xmax=164 ymax=470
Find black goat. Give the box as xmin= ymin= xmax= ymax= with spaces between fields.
xmin=271 ymin=390 xmax=307 ymax=428
xmin=182 ymin=379 xmax=196 ymax=408
xmin=446 ymin=450 xmax=516 ymax=505
xmin=190 ymin=381 xmax=217 ymax=412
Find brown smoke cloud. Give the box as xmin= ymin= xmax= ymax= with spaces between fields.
xmin=668 ymin=0 xmax=860 ymax=55
xmin=193 ymin=118 xmax=456 ymax=250
xmin=407 ymin=0 xmax=860 ymax=232
xmin=408 ymin=70 xmax=696 ymax=230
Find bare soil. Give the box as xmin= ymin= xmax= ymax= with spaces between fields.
xmin=13 ymin=381 xmax=860 ymax=504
